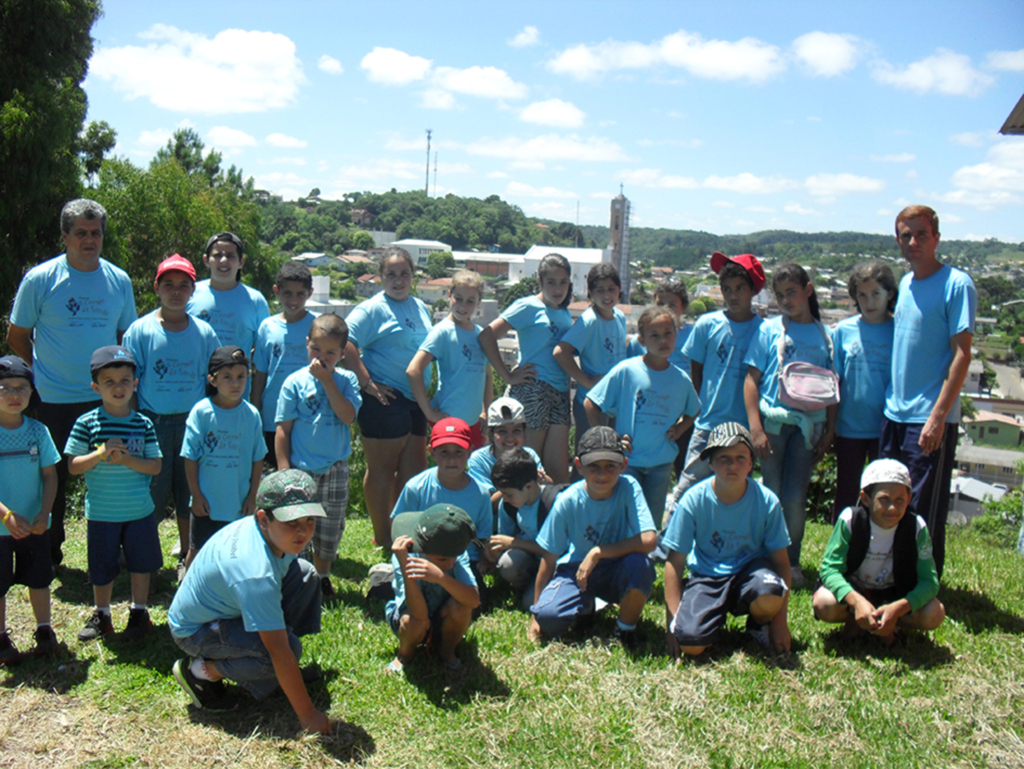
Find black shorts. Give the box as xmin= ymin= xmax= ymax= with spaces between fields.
xmin=670 ymin=558 xmax=788 ymax=646
xmin=357 ymin=390 xmax=428 ymax=440
xmin=87 ymin=514 xmax=163 ymax=586
xmin=0 ymin=531 xmax=53 ymax=593
xmin=190 ymin=514 xmax=231 ymax=553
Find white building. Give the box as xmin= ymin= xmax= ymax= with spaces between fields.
xmin=391 ymin=238 xmax=452 ymax=266
xmin=304 ymin=275 xmax=357 ymax=318
xmin=508 ymin=245 xmax=610 ymax=301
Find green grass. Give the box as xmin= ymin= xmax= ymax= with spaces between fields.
xmin=2 ymin=513 xmax=1024 ymax=768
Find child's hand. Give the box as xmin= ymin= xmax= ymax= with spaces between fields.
xmin=192 ymin=493 xmax=211 ymax=518
xmin=300 ymin=709 xmax=333 ymax=735
xmin=768 ymin=620 xmax=792 ymax=653
xmin=576 ymin=547 xmax=602 ymax=591
xmin=425 ymin=407 xmax=450 ymax=424
xmin=363 ymin=379 xmax=395 ymax=406
xmin=403 ymin=555 xmax=444 ymax=584
xmin=749 ymin=427 xmax=772 ymax=459
xmin=3 ymin=511 xmax=30 ymax=539
xmin=619 ymin=434 xmax=634 ymax=455
xmin=812 ymin=429 xmax=834 ymax=466
xmin=665 ymin=630 xmax=682 ymax=661
xmin=29 ymin=510 xmax=49 ymax=536
xmin=870 ymin=602 xmax=905 ymax=637
xmin=391 ymin=535 xmax=415 ymax=555
xmin=103 ymin=438 xmax=130 ymax=464
xmin=241 ymin=493 xmax=257 ymax=517
xmin=506 ymin=363 xmax=537 ymax=385
xmin=309 ymin=358 xmax=333 ymax=383
xmin=665 ymin=421 xmax=688 ymax=442
xmin=851 ymin=596 xmax=880 ymax=631
xmin=488 ymin=535 xmax=513 ymax=554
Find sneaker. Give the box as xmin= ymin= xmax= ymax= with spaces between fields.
xmin=366 ymin=563 xmax=395 ymax=601
xmin=32 ymin=626 xmax=59 ymax=657
xmin=614 ymin=626 xmax=640 ymax=652
xmin=746 ymin=616 xmax=770 ymax=649
xmin=122 ymin=608 xmax=151 ymax=642
xmin=176 ymin=558 xmax=187 ymax=584
xmin=321 ymin=576 xmax=336 ymax=599
xmin=790 ymin=565 xmax=806 ymax=590
xmin=172 ymin=658 xmax=239 ymax=712
xmin=78 ymin=609 xmax=114 ymax=642
xmin=0 ymin=631 xmax=19 ymax=665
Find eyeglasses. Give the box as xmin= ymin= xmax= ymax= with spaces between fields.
xmin=0 ymin=384 xmax=32 ymax=397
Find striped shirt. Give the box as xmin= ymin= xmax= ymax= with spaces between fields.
xmin=65 ymin=407 xmax=161 ymax=522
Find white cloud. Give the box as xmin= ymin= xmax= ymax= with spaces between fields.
xmin=870 ymin=152 xmax=916 ymax=163
xmin=985 ymin=49 xmax=1024 ymax=72
xmin=949 ymin=131 xmax=989 ymax=147
xmin=945 ymin=141 xmax=1024 ymax=210
xmin=704 ymin=173 xmax=799 ymax=195
xmin=89 ymin=24 xmax=306 ymax=113
xmin=871 ymin=49 xmax=994 ymax=96
xmin=465 ymin=134 xmax=629 ymax=163
xmin=433 ymin=66 xmax=528 ymax=99
xmin=805 ymin=172 xmax=886 ymax=198
xmin=510 ymin=159 xmax=547 ymax=170
xmin=136 ymin=128 xmax=173 ymax=151
xmin=637 ymin=138 xmax=703 ymax=148
xmin=520 ymin=99 xmax=585 ymax=128
xmin=791 ymin=32 xmax=863 ymax=77
xmin=266 ymin=133 xmax=307 ymax=148
xmin=807 ymin=115 xmax=822 ymax=122
xmin=509 ymin=26 xmax=540 ymax=48
xmin=619 ymin=168 xmax=700 ymax=189
xmin=318 ymin=55 xmax=343 ymax=75
xmin=271 ymin=157 xmax=307 ymax=166
xmin=548 ymin=29 xmax=785 ymax=83
xmin=905 ymin=169 xmax=919 ymax=181
xmin=944 ymin=212 xmax=965 ymax=223
xmin=360 ymin=47 xmax=432 ymax=85
xmin=421 ymin=89 xmax=456 ymax=109
xmin=507 ymin=181 xmax=577 ymax=198
xmin=711 ymin=201 xmax=736 ymax=208
xmin=206 ymin=126 xmax=257 ymax=148
xmin=746 ymin=205 xmax=776 ymax=213
xmin=784 ymin=202 xmax=819 ymax=215
xmin=487 ymin=171 xmax=509 ymax=179
xmin=384 ymin=136 xmax=429 ymax=151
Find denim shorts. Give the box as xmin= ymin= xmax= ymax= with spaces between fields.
xmin=357 ymin=390 xmax=428 ymax=440
xmin=87 ymin=514 xmax=163 ymax=586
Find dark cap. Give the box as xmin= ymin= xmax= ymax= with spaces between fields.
xmin=710 ymin=252 xmax=766 ymax=293
xmin=208 ymin=346 xmax=250 ymax=375
xmin=577 ymin=425 xmax=625 ymax=465
xmin=204 ymin=231 xmax=245 ymax=257
xmin=0 ymin=355 xmax=33 ymax=384
xmin=257 ymin=469 xmax=327 ymax=522
xmin=699 ymin=422 xmax=754 ymax=461
xmin=430 ymin=417 xmax=472 ymax=450
xmin=391 ymin=504 xmax=475 ymax=558
xmin=90 ymin=345 xmax=136 ymax=375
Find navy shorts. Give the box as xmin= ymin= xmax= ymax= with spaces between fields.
xmin=670 ymin=558 xmax=788 ymax=646
xmin=357 ymin=390 xmax=428 ymax=440
xmin=189 ymin=514 xmax=231 ymax=553
xmin=0 ymin=531 xmax=54 ymax=593
xmin=87 ymin=514 xmax=163 ymax=586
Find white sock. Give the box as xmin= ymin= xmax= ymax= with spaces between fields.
xmin=191 ymin=657 xmax=214 ymax=681
xmin=96 ymin=606 xmax=111 ymax=616
xmin=130 ymin=603 xmax=147 ymax=611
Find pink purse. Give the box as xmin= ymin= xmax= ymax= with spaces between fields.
xmin=776 ymin=318 xmax=840 ymax=412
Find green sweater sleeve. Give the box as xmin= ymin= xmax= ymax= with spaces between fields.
xmin=819 ymin=518 xmax=854 ymax=604
xmin=905 ymin=522 xmax=940 ymax=612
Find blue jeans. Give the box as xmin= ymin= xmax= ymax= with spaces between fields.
xmin=668 ymin=429 xmax=714 ymax=511
xmin=759 ymin=422 xmax=818 ymax=566
xmin=625 ymin=462 xmax=674 ymax=527
xmin=144 ymin=411 xmax=191 ymax=521
xmin=171 ymin=558 xmax=322 ymax=699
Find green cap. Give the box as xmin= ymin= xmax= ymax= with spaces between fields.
xmin=257 ymin=469 xmax=326 ymax=522
xmin=391 ymin=504 xmax=475 ymax=558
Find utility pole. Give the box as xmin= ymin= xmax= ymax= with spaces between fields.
xmin=425 ymin=129 xmax=432 ymax=196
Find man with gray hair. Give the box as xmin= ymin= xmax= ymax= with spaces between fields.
xmin=7 ymin=198 xmax=137 ymax=567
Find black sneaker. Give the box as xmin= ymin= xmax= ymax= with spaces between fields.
xmin=172 ymin=658 xmax=238 ymax=711
xmin=32 ymin=626 xmax=59 ymax=657
xmin=321 ymin=576 xmax=336 ymax=599
xmin=78 ymin=609 xmax=114 ymax=641
xmin=614 ymin=626 xmax=640 ymax=652
xmin=0 ymin=631 xmax=19 ymax=665
xmin=122 ymin=608 xmax=151 ymax=642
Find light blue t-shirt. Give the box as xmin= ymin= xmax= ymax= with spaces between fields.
xmin=467 ymin=445 xmax=544 ymax=491
xmin=420 ymin=318 xmax=487 ymax=425
xmin=390 ymin=467 xmax=492 ymax=562
xmin=346 ymin=292 xmax=433 ymax=400
xmin=0 ymin=417 xmax=60 ymax=536
xmin=832 ymin=316 xmax=894 ymax=439
xmin=536 ymin=474 xmax=655 ymax=565
xmin=182 ymin=398 xmax=266 ymax=522
xmin=683 ymin=311 xmax=763 ymax=431
xmin=498 ymin=496 xmax=543 ymax=542
xmin=559 ymin=307 xmax=627 ymax=403
xmin=586 ymin=357 xmax=701 ymax=468
xmin=627 ymin=322 xmax=693 ymax=375
xmin=884 ymin=265 xmax=976 ymax=424
xmin=387 ymin=548 xmax=476 ymax=620
xmin=501 ymin=296 xmax=572 ymax=390
xmin=168 ymin=515 xmax=295 ymax=638
xmin=187 ymin=279 xmax=270 ymax=354
xmin=662 ymin=477 xmax=790 ymax=577
xmin=64 ymin=408 xmax=161 ymax=523
xmin=10 ymin=256 xmax=137 ymax=403
xmin=744 ymin=316 xmax=834 ymax=409
xmin=123 ymin=311 xmax=221 ymax=415
xmin=253 ymin=312 xmax=317 ymax=431
xmin=275 ymin=367 xmax=361 ymax=474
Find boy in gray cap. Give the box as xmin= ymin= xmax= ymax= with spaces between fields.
xmin=168 ymin=469 xmax=332 ymax=734
xmin=813 ymin=458 xmax=944 ymax=646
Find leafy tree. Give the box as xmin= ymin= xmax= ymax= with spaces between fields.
xmin=78 ymin=120 xmax=117 ymax=178
xmin=350 ymin=231 xmax=375 ymax=250
xmin=152 ymin=128 xmax=222 ymax=186
xmin=426 ymin=250 xmax=455 ymax=279
xmin=0 ymin=0 xmax=101 ymax=324
xmin=961 ymin=395 xmax=977 ymax=420
xmin=500 ymin=277 xmax=538 ymax=312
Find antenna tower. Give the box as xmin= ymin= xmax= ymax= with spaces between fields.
xmin=425 ymin=129 xmax=432 ymax=196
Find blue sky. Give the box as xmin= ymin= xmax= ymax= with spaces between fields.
xmin=83 ymin=1 xmax=1024 ymax=241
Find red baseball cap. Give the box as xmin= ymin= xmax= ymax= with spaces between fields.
xmin=710 ymin=252 xmax=766 ymax=293
xmin=155 ymin=253 xmax=197 ymax=282
xmin=430 ymin=417 xmax=472 ymax=450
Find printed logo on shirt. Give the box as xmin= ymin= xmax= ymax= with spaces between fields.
xmin=67 ymin=297 xmax=81 ymax=316
xmin=125 ymin=433 xmax=144 ymax=455
xmin=462 ymin=344 xmax=474 ymax=361
xmin=272 ymin=343 xmax=282 ymax=359
xmin=154 ymin=359 xmax=169 ymax=380
xmin=584 ymin=524 xmax=600 ymax=545
xmin=710 ymin=530 xmax=725 ymax=553
xmin=604 ymin=337 xmax=614 ymax=354
xmin=784 ymin=338 xmax=796 ymax=361
xmin=304 ymin=393 xmax=323 ymax=413
xmin=716 ymin=340 xmax=729 ymax=363
xmin=404 ymin=316 xmax=416 ymax=330
xmin=198 ymin=310 xmax=212 ymax=323
xmin=849 ymin=341 xmax=863 ymax=357
xmin=204 ymin=430 xmax=219 ymax=452
xmin=548 ymin=320 xmax=559 ymax=337
xmin=635 ymin=389 xmax=647 ymax=409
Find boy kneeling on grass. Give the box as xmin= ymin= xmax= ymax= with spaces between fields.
xmin=387 ymin=504 xmax=479 ymax=674
xmin=812 ymin=458 xmax=944 ymax=646
xmin=664 ymin=422 xmax=792 ymax=658
xmin=168 ymin=469 xmax=332 ymax=735
xmin=529 ymin=426 xmax=657 ymax=650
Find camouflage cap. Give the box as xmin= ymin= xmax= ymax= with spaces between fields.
xmin=257 ymin=469 xmax=326 ymax=522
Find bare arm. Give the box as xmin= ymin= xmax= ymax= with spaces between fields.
xmin=311 ymin=364 xmax=356 ymax=424
xmin=577 ymin=531 xmax=658 ymax=590
xmin=6 ymin=324 xmax=33 ymax=363
xmin=258 ymin=628 xmax=330 ymax=734
xmin=341 ymin=340 xmax=392 ymax=405
xmin=406 ymin=350 xmax=446 ymax=423
xmin=689 ymin=360 xmax=704 ymax=398
xmin=920 ymin=330 xmax=973 ymax=454
xmin=250 ymin=370 xmax=267 ymax=410
xmin=583 ymin=397 xmax=604 ymax=427
xmin=275 ymin=422 xmax=293 ymax=471
xmin=553 ymin=342 xmax=598 ymax=391
xmin=532 ymin=551 xmax=558 ymax=605
xmin=744 ymin=366 xmax=770 ymax=459
xmin=184 ymin=457 xmax=209 ymax=517
xmin=479 ymin=319 xmax=536 ymax=385
xmin=767 ymin=547 xmax=792 ymax=652
xmin=241 ymin=460 xmax=262 ymax=516
xmin=663 ymin=549 xmax=686 ymax=658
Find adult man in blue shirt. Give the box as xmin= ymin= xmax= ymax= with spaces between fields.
xmin=880 ymin=205 xmax=976 ymax=579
